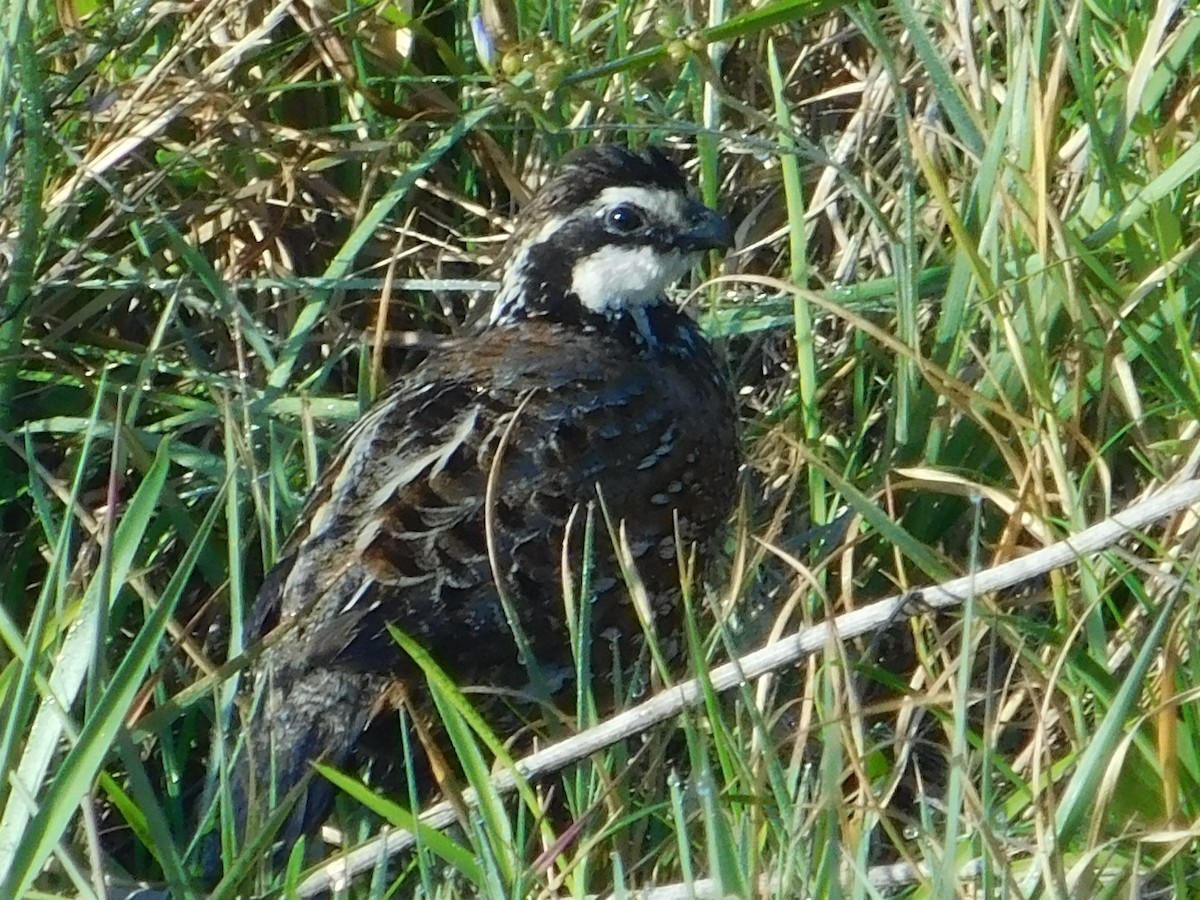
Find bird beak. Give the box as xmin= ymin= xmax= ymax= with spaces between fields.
xmin=677 ymin=202 xmax=734 ymax=252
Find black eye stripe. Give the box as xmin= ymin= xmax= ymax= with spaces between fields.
xmin=542 ymin=217 xmax=678 ymax=251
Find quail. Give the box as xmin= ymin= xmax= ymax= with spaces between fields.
xmin=224 ymin=144 xmax=740 ymax=853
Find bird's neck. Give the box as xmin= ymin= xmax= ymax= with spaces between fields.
xmin=490 ymin=273 xmax=703 ymax=358
xmin=487 ymin=240 xmax=708 ymax=357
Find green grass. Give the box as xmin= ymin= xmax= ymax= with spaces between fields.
xmin=3 ymin=0 xmax=1200 ymax=896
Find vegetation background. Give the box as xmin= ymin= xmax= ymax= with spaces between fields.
xmin=2 ymin=0 xmax=1199 ymax=896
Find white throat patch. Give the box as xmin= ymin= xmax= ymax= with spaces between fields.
xmin=569 ymin=244 xmax=692 ymax=313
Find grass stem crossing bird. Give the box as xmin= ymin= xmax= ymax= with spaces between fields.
xmin=218 ymin=143 xmax=741 ymax=860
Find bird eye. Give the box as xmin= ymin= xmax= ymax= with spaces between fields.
xmin=605 ymin=204 xmax=645 ymax=234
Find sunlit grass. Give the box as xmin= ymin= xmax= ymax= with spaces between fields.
xmin=2 ymin=0 xmax=1199 ymax=896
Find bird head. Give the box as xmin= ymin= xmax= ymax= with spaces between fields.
xmin=489 ymin=145 xmax=732 ymax=328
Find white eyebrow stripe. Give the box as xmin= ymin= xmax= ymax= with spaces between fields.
xmin=594 ymin=185 xmax=687 ymax=221
xmin=526 ymin=213 xmax=568 ymax=245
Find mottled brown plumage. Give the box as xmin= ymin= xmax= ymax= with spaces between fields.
xmin=225 ymin=144 xmax=740 ymax=854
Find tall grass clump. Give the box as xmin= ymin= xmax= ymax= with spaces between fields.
xmin=2 ymin=0 xmax=1199 ymax=896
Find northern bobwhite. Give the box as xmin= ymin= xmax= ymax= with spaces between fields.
xmin=225 ymin=144 xmax=740 ymax=852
